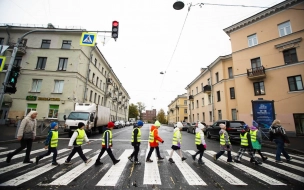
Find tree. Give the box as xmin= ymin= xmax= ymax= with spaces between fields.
xmin=156 ymin=109 xmax=167 ymax=124
xmin=136 ymin=102 xmax=146 ymax=119
xmin=128 ymin=103 xmax=139 ymax=119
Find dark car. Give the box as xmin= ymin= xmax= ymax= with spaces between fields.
xmin=187 ymin=122 xmax=207 ymax=134
xmin=206 ymin=120 xmax=245 ymax=140
xmin=174 ymin=122 xmax=189 ymax=131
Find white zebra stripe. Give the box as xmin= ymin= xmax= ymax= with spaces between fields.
xmin=143 ymin=148 xmax=161 ymax=185
xmin=186 ymin=150 xmax=247 ymax=186
xmin=262 ymin=152 xmax=303 ymax=165
xmin=0 ymin=147 xmax=8 ymax=150
xmin=0 ymin=148 xmax=45 ymax=162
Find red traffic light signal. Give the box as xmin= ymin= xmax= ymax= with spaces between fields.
xmin=112 ymin=21 xmax=119 ymax=40
xmin=113 ymin=21 xmax=118 ymax=27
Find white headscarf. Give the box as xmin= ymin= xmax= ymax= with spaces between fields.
xmin=26 ymin=111 xmax=38 ymax=120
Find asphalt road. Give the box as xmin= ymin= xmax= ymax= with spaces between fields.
xmin=0 ymin=124 xmax=303 ymax=190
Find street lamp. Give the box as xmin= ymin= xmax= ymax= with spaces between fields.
xmin=173 ymin=1 xmax=185 ymax=10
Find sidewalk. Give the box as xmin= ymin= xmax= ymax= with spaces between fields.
xmin=262 ymin=136 xmax=304 ymax=155
xmin=0 ymin=124 xmax=68 ymax=144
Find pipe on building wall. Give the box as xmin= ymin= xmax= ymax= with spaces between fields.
xmin=83 ymin=44 xmax=97 ymax=103
xmin=207 ymin=66 xmax=214 ymax=123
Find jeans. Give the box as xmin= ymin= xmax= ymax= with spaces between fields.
xmin=130 ymin=145 xmax=140 ymax=161
xmin=274 ymin=139 xmax=290 ymax=161
xmin=147 ymin=146 xmax=161 ymax=159
xmin=216 ymin=151 xmax=232 ymax=162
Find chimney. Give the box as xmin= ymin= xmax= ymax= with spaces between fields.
xmin=47 ymin=23 xmax=55 ymax=29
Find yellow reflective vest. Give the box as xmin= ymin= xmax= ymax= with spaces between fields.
xmin=102 ymin=130 xmax=112 ymax=146
xmin=76 ymin=129 xmax=85 ymax=145
xmin=50 ymin=131 xmax=58 ymax=148
xmin=195 ymin=132 xmax=201 ymax=145
xmin=250 ymin=130 xmax=257 ymax=142
xmin=240 ymin=132 xmax=249 ymax=146
xmin=149 ymin=129 xmax=158 ymax=143
xmin=172 ymin=130 xmax=182 ymax=145
xmin=131 ymin=128 xmax=141 ymax=142
xmin=220 ymin=132 xmax=231 ymax=145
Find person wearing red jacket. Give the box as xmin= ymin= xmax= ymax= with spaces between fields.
xmin=146 ymin=120 xmax=164 ymax=162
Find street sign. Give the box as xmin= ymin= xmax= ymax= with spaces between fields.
xmin=80 ymin=32 xmax=97 ymax=46
xmin=0 ymin=56 xmax=6 ymax=72
xmin=0 ymin=45 xmax=9 ymax=54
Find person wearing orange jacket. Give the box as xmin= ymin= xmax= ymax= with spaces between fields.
xmin=146 ymin=120 xmax=164 ymax=162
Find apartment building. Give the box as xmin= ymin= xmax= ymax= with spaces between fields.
xmin=141 ymin=109 xmax=156 ymax=122
xmin=185 ymin=0 xmax=304 ymax=136
xmin=167 ymin=93 xmax=188 ymax=125
xmin=0 ymin=24 xmax=130 ymax=124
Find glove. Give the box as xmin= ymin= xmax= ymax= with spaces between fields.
xmin=203 ymin=144 xmax=207 ymax=149
xmin=226 ymin=145 xmax=230 ymax=149
xmin=177 ymin=142 xmax=181 ymax=148
xmin=162 ymin=141 xmax=164 ymax=144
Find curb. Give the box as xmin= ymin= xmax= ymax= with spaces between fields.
xmin=262 ymin=143 xmax=304 ymax=155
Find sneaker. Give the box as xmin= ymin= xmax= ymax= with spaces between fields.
xmin=6 ymin=153 xmax=12 ymax=163
xmin=255 ymin=161 xmax=262 ymax=165
xmin=146 ymin=159 xmax=153 ymax=163
xmin=227 ymin=160 xmax=234 ymax=163
xmin=158 ymin=157 xmax=164 ymax=161
xmin=168 ymin=158 xmax=175 ymax=164
xmin=52 ymin=162 xmax=59 ymax=166
xmin=128 ymin=156 xmax=133 ymax=163
xmin=64 ymin=161 xmax=73 ymax=165
xmin=234 ymin=160 xmax=241 ymax=163
xmin=35 ymin=156 xmax=40 ymax=165
xmin=198 ymin=160 xmax=205 ymax=165
xmin=23 ymin=160 xmax=33 ymax=164
xmin=213 ymin=154 xmax=217 ymax=161
xmin=262 ymin=157 xmax=268 ymax=162
xmin=275 ymin=160 xmax=283 ymax=163
xmin=95 ymin=160 xmax=103 ymax=166
xmin=191 ymin=155 xmax=196 ymax=161
xmin=113 ymin=159 xmax=120 ymax=165
xmin=85 ymin=158 xmax=92 ymax=165
xmin=286 ymin=157 xmax=293 ymax=162
xmin=250 ymin=158 xmax=254 ymax=163
xmin=181 ymin=157 xmax=187 ymax=161
xmin=134 ymin=161 xmax=141 ymax=165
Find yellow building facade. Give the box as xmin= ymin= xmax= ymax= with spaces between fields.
xmin=167 ymin=93 xmax=188 ymax=125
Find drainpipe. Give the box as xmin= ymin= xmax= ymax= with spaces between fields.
xmin=116 ymin=83 xmax=121 ymax=121
xmin=207 ymin=66 xmax=214 ymax=123
xmin=83 ymin=44 xmax=97 ymax=103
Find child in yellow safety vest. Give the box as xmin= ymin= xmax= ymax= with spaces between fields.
xmin=168 ymin=122 xmax=187 ymax=164
xmin=65 ymin=122 xmax=91 ymax=165
xmin=128 ymin=120 xmax=143 ymax=165
xmin=36 ymin=122 xmax=59 ymax=165
xmin=213 ymin=124 xmax=233 ymax=162
xmin=250 ymin=121 xmax=268 ymax=162
xmin=191 ymin=123 xmax=206 ymax=165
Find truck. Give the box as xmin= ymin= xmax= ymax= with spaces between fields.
xmin=64 ymin=103 xmax=110 ymax=137
xmin=129 ymin=118 xmax=136 ymax=123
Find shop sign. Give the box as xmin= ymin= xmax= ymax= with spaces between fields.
xmin=26 ymin=96 xmax=37 ymax=101
xmin=38 ymin=97 xmax=60 ymax=101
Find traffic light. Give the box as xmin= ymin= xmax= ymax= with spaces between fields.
xmin=112 ymin=21 xmax=119 ymax=41
xmin=4 ymin=66 xmax=20 ymax=94
xmin=4 ymin=86 xmax=17 ymax=94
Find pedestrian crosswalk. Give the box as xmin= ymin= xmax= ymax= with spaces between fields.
xmin=0 ymin=147 xmax=303 ymax=188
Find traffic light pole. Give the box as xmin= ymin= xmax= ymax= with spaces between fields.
xmin=0 ymin=29 xmax=111 ymax=110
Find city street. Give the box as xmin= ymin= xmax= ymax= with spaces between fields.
xmin=0 ymin=124 xmax=303 ymax=190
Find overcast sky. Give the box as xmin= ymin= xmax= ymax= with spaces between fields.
xmin=0 ymin=0 xmax=284 ymax=113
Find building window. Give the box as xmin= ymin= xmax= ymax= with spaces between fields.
xmin=41 ymin=40 xmax=51 ymax=48
xmin=100 ymin=80 xmax=103 ymax=89
xmin=94 ymin=93 xmax=97 ymax=103
xmin=197 ymin=113 xmax=199 ymax=121
xmin=184 ymin=109 xmax=187 ymax=114
xmin=62 ymin=40 xmax=71 ymax=49
xmin=31 ymin=79 xmax=42 ymax=92
xmin=184 ymin=100 xmax=187 ymax=105
xmin=208 ymin=94 xmax=211 ymax=104
xmin=232 ymin=109 xmax=237 ymax=120
xmin=101 ymin=97 xmax=104 ymax=105
xmin=48 ymin=105 xmax=59 ymax=118
xmin=94 ymin=58 xmax=97 ymax=66
xmin=253 ymin=81 xmax=265 ymax=95
xmin=202 ymin=112 xmax=205 ymax=122
xmin=283 ymin=48 xmax=298 ymax=65
xmin=202 ymin=98 xmax=204 ymax=106
xmin=192 ymin=102 xmax=194 ymax=110
xmin=287 ymin=75 xmax=303 ymax=91
xmin=251 ymin=57 xmax=261 ymax=70
xmin=36 ymin=57 xmax=47 ymax=70
xmin=207 ymin=78 xmax=211 ymax=85
xmin=53 ymin=80 xmax=64 ymax=93
xmin=228 ymin=67 xmax=233 ymax=79
xmin=92 ymin=73 xmax=95 ymax=83
xmin=209 ymin=111 xmax=212 ymax=122
xmin=0 ymin=38 xmax=4 ymax=45
xmin=248 ymin=34 xmax=258 ymax=47
xmin=218 ymin=110 xmax=222 ymax=120
xmin=217 ymin=91 xmax=221 ymax=102
xmin=196 ymin=87 xmax=198 ymax=94
xmin=89 ymin=90 xmax=93 ymax=102
xmin=196 ymin=100 xmax=199 ymax=108
xmin=105 ymin=71 xmax=107 ymax=77
xmin=96 ymin=77 xmax=99 ymax=86
xmin=215 ymin=72 xmax=219 ymax=83
xmin=26 ymin=104 xmax=37 ymax=115
xmin=13 ymin=56 xmax=22 ymax=67
xmin=58 ymin=58 xmax=68 ymax=71
xmin=230 ymin=87 xmax=235 ymax=99
xmin=278 ymin=21 xmax=292 ymax=37
xmin=201 ymin=83 xmax=204 ymax=92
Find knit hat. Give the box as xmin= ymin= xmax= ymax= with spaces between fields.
xmin=108 ymin=122 xmax=115 ymax=128
xmin=176 ymin=122 xmax=183 ymax=129
xmin=78 ymin=122 xmax=85 ymax=128
xmin=198 ymin=123 xmax=205 ymax=130
xmin=154 ymin=120 xmax=161 ymax=127
xmin=50 ymin=122 xmax=58 ymax=129
xmin=219 ymin=124 xmax=226 ymax=129
xmin=137 ymin=120 xmax=144 ymax=127
xmin=250 ymin=126 xmax=257 ymax=130
xmin=243 ymin=124 xmax=249 ymax=129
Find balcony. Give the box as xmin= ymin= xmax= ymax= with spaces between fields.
xmin=106 ymin=78 xmax=113 ymax=85
xmin=7 ymin=41 xmax=27 ymax=55
xmin=247 ymin=66 xmax=266 ymax=80
xmin=106 ymin=92 xmax=111 ymax=97
xmin=112 ymin=97 xmax=117 ymax=102
xmin=189 ymin=95 xmax=194 ymax=101
xmin=122 ymin=95 xmax=125 ymax=99
xmin=175 ymin=105 xmax=179 ymax=109
xmin=118 ymin=92 xmax=122 ymax=96
xmin=118 ymin=101 xmax=121 ymax=104
xmin=203 ymin=85 xmax=211 ymax=93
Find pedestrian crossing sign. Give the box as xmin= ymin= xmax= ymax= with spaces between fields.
xmin=80 ymin=32 xmax=97 ymax=46
xmin=0 ymin=56 xmax=6 ymax=72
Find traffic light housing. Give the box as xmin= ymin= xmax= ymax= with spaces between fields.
xmin=112 ymin=21 xmax=119 ymax=41
xmin=4 ymin=66 xmax=20 ymax=94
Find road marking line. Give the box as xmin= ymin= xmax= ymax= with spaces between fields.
xmin=96 ymin=149 xmax=133 ymax=186
xmin=0 ymin=149 xmax=92 ymax=186
xmin=0 ymin=148 xmax=70 ymax=175
xmin=143 ymin=148 xmax=161 ymax=185
xmin=256 ymin=154 xmax=304 ymax=171
xmin=262 ymin=152 xmax=304 ymax=165
xmin=48 ymin=150 xmax=101 ymax=185
xmin=287 ymin=153 xmax=304 ymax=160
xmin=0 ymin=147 xmax=8 ymax=150
xmin=0 ymin=148 xmax=45 ymax=162
xmin=57 ymin=138 xmax=148 ymax=141
xmin=205 ymin=151 xmax=286 ymax=185
xmin=166 ymin=150 xmax=206 ymax=186
xmin=186 ymin=150 xmax=246 ymax=185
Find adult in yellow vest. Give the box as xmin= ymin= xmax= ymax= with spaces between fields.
xmin=234 ymin=124 xmax=262 ymax=165
xmin=95 ymin=122 xmax=120 ymax=166
xmin=191 ymin=123 xmax=206 ymax=164
xmin=128 ymin=120 xmax=144 ymax=165
xmin=146 ymin=120 xmax=164 ymax=163
xmin=65 ymin=122 xmax=91 ymax=165
xmin=250 ymin=123 xmax=268 ymax=162
xmin=168 ymin=122 xmax=187 ymax=164
xmin=36 ymin=122 xmax=59 ymax=165
xmin=213 ymin=124 xmax=233 ymax=162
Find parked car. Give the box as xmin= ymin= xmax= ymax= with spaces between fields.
xmin=125 ymin=121 xmax=130 ymax=126
xmin=205 ymin=120 xmax=245 ymax=140
xmin=120 ymin=120 xmax=125 ymax=128
xmin=187 ymin=122 xmax=207 ymax=134
xmin=114 ymin=121 xmax=121 ymax=129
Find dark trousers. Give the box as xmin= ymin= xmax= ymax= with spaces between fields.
xmin=274 ymin=139 xmax=290 ymax=161
xmin=234 ymin=147 xmax=257 ymax=162
xmin=66 ymin=146 xmax=87 ymax=162
xmin=194 ymin=145 xmax=205 ymax=160
xmin=97 ymin=147 xmax=117 ymax=163
xmin=147 ymin=146 xmax=161 ymax=159
xmin=130 ymin=145 xmax=140 ymax=161
xmin=9 ymin=138 xmax=33 ymax=162
xmin=38 ymin=147 xmax=57 ymax=163
xmin=216 ymin=151 xmax=232 ymax=162
xmin=253 ymin=149 xmax=266 ymax=159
